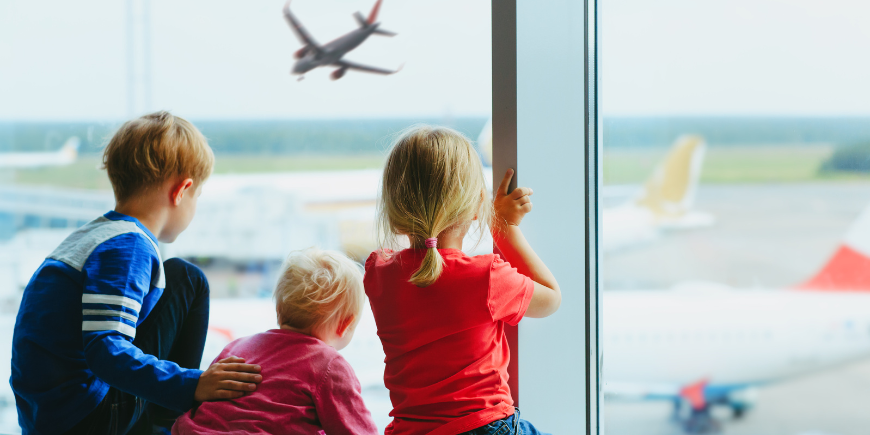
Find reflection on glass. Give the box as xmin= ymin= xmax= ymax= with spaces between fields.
xmin=602 ymin=1 xmax=870 ymax=434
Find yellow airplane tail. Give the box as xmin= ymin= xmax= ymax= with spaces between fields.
xmin=635 ymin=135 xmax=706 ymax=220
xmin=60 ymin=137 xmax=80 ymax=162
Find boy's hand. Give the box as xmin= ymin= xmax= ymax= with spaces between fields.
xmin=194 ymin=356 xmax=263 ymax=402
xmin=494 ymin=169 xmax=533 ymax=227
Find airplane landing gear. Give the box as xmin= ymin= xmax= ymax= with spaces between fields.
xmin=682 ymin=407 xmax=722 ymax=434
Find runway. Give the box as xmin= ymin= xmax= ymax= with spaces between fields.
xmin=603 ymin=182 xmax=870 ymax=435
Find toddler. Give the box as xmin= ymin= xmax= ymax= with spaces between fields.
xmin=173 ymin=248 xmax=379 ymax=435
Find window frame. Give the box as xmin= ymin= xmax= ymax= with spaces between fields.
xmin=490 ymin=0 xmax=600 ymax=432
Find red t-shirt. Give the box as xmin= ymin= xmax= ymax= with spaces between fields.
xmin=364 ymin=249 xmax=534 ymax=435
xmin=172 ymin=329 xmax=378 ymax=435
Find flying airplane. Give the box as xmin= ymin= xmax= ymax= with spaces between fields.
xmin=284 ymin=0 xmax=401 ymax=81
xmin=478 ymin=119 xmax=714 ymax=252
xmin=0 ymin=137 xmax=80 ymax=169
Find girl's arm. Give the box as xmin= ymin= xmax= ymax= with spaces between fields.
xmin=493 ymin=169 xmax=561 ymax=318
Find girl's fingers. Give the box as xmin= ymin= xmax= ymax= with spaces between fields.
xmin=498 ymin=169 xmax=514 ymax=196
xmin=518 ymin=196 xmax=532 ymax=205
xmin=510 ymin=187 xmax=532 ymax=200
xmin=216 ymin=356 xmax=246 ymax=364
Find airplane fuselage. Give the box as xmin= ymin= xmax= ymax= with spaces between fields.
xmin=603 ymin=288 xmax=870 ymax=391
xmin=292 ymin=24 xmax=381 ymax=75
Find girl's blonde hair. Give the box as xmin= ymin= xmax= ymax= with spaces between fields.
xmin=274 ymin=248 xmax=365 ymax=334
xmin=377 ymin=125 xmax=492 ymax=287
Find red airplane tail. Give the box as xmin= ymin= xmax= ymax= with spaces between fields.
xmin=799 ymin=205 xmax=870 ymax=291
xmin=367 ymin=0 xmax=383 ymax=24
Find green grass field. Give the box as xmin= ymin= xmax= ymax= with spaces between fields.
xmin=5 ymin=155 xmax=387 ymax=190
xmin=5 ymin=145 xmax=870 ymax=191
xmin=604 ymin=144 xmax=870 ymax=185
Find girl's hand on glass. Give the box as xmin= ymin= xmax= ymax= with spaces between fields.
xmin=494 ymin=168 xmax=533 ymax=227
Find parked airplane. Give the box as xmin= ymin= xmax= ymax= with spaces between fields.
xmin=284 ymin=0 xmax=401 ymax=81
xmin=602 ymin=204 xmax=870 ymax=433
xmin=0 ymin=137 xmax=80 ymax=169
xmin=478 ymin=119 xmax=714 ymax=252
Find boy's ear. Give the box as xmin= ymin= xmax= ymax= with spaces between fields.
xmin=336 ymin=315 xmax=355 ymax=338
xmin=170 ymin=178 xmax=195 ymax=206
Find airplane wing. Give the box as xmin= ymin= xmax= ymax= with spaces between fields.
xmin=282 ymin=1 xmax=319 ymax=47
xmin=334 ymin=59 xmax=401 ymax=75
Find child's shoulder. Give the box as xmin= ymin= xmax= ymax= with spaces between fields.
xmin=48 ymin=214 xmax=158 ymax=272
xmin=364 ymin=249 xmax=394 ymax=270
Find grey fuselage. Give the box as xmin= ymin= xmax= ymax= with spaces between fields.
xmin=292 ymin=24 xmax=382 ymax=74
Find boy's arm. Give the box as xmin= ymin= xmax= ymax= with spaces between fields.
xmin=314 ymin=356 xmax=379 ymax=435
xmin=493 ymin=169 xmax=561 ymax=318
xmin=80 ymin=234 xmax=199 ymax=411
xmin=81 ymin=234 xmax=260 ymax=410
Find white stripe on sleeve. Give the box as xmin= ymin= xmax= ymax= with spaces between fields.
xmin=82 ymin=294 xmax=142 ymax=313
xmin=82 ymin=320 xmax=136 ymax=338
xmin=81 ymin=309 xmax=138 ymax=323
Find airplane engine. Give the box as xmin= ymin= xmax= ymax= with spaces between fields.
xmin=294 ymin=48 xmax=308 ymax=59
xmin=330 ymin=67 xmax=348 ymax=80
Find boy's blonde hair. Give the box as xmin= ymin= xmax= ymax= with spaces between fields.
xmin=377 ymin=125 xmax=492 ymax=287
xmin=274 ymin=248 xmax=365 ymax=334
xmin=102 ymin=111 xmax=214 ymax=203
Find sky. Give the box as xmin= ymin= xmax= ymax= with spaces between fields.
xmin=602 ymin=0 xmax=870 ymax=116
xmin=0 ymin=0 xmax=492 ymax=120
xmin=1 ymin=0 xmax=870 ymax=120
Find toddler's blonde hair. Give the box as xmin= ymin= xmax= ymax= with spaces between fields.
xmin=102 ymin=111 xmax=214 ymax=204
xmin=377 ymin=125 xmax=492 ymax=287
xmin=274 ymin=248 xmax=365 ymax=334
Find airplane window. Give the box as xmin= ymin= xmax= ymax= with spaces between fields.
xmin=602 ymin=1 xmax=870 ymax=433
xmin=0 ymin=1 xmax=490 ymax=432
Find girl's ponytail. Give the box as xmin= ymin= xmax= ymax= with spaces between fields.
xmin=377 ymin=125 xmax=493 ymax=288
xmin=409 ymin=238 xmax=444 ymax=287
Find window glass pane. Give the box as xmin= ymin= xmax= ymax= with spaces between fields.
xmin=601 ymin=1 xmax=870 ymax=434
xmin=0 ymin=1 xmax=490 ymax=432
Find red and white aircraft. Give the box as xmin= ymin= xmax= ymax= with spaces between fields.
xmin=603 ymin=204 xmax=870 ymax=433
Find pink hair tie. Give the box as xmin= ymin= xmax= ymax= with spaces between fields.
xmin=425 ymin=238 xmax=438 ymax=249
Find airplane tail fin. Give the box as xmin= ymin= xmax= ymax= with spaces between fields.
xmin=477 ymin=118 xmax=493 ymax=167
xmin=356 ymin=0 xmax=394 ymax=35
xmin=59 ymin=137 xmax=80 ymax=162
xmin=634 ymin=135 xmax=706 ymax=221
xmin=800 ymin=206 xmax=870 ymax=291
xmin=367 ymin=0 xmax=383 ymax=24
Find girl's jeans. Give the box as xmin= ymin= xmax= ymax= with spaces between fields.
xmin=461 ymin=408 xmax=552 ymax=435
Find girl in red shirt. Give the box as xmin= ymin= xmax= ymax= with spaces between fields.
xmin=365 ymin=126 xmax=561 ymax=435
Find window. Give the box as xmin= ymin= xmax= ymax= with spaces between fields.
xmin=601 ymin=1 xmax=870 ymax=434
xmin=0 ymin=1 xmax=490 ymax=431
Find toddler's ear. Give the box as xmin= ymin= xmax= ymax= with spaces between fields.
xmin=336 ymin=315 xmax=355 ymax=337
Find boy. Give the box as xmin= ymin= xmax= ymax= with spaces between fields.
xmin=10 ymin=111 xmax=263 ymax=434
xmin=173 ymin=248 xmax=378 ymax=435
